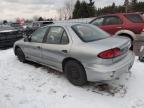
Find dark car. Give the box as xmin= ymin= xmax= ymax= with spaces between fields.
xmin=10 ymin=23 xmax=24 ymax=31
xmin=0 ymin=25 xmax=23 ymax=48
xmin=32 ymin=21 xmax=54 ymax=30
xmin=90 ymin=13 xmax=144 ymax=45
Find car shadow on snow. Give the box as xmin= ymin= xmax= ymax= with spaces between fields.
xmin=26 ymin=61 xmax=42 ymax=68
xmin=26 ymin=61 xmax=64 ymax=76
xmin=25 ymin=61 xmax=132 ymax=97
xmin=83 ymin=71 xmax=132 ymax=97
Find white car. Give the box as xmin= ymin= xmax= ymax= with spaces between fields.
xmin=14 ymin=23 xmax=135 ymax=86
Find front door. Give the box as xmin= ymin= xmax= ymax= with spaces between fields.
xmin=92 ymin=16 xmax=123 ymax=35
xmin=100 ymin=16 xmax=123 ymax=35
xmin=27 ymin=27 xmax=48 ymax=62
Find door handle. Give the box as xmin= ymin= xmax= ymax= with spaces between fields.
xmin=61 ymin=50 xmax=68 ymax=53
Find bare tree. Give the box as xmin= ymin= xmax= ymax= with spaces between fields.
xmin=33 ymin=16 xmax=39 ymax=21
xmin=58 ymin=0 xmax=74 ymax=20
xmin=58 ymin=8 xmax=63 ymax=20
xmin=64 ymin=0 xmax=74 ymax=19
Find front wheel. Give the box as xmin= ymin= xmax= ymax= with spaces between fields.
xmin=64 ymin=60 xmax=87 ymax=86
xmin=16 ymin=48 xmax=26 ymax=63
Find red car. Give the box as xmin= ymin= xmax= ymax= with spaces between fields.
xmin=90 ymin=13 xmax=144 ymax=43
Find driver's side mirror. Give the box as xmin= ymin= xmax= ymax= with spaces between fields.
xmin=23 ymin=33 xmax=28 ymax=38
xmin=24 ymin=36 xmax=31 ymax=42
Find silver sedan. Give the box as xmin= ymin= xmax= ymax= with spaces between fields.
xmin=14 ymin=23 xmax=135 ymax=86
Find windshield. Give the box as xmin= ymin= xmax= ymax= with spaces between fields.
xmin=72 ymin=24 xmax=110 ymax=42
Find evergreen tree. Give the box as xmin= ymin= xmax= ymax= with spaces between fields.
xmin=112 ymin=2 xmax=116 ymax=13
xmin=124 ymin=0 xmax=129 ymax=12
xmin=73 ymin=0 xmax=81 ymax=18
xmin=3 ymin=20 xmax=8 ymax=25
xmin=131 ymin=0 xmax=137 ymax=4
xmin=130 ymin=0 xmax=138 ymax=12
xmin=38 ymin=17 xmax=44 ymax=21
xmin=79 ymin=1 xmax=89 ymax=18
xmin=73 ymin=0 xmax=144 ymax=18
xmin=72 ymin=0 xmax=96 ymax=18
xmin=88 ymin=0 xmax=96 ymax=17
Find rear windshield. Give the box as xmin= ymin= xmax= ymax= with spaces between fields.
xmin=72 ymin=24 xmax=110 ymax=42
xmin=125 ymin=14 xmax=144 ymax=23
xmin=43 ymin=22 xmax=53 ymax=25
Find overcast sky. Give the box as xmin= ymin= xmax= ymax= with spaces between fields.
xmin=0 ymin=0 xmax=143 ymax=21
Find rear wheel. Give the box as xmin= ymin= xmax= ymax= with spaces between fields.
xmin=139 ymin=56 xmax=144 ymax=62
xmin=118 ymin=34 xmax=133 ymax=50
xmin=16 ymin=48 xmax=26 ymax=63
xmin=64 ymin=60 xmax=87 ymax=86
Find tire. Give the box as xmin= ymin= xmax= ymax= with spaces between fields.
xmin=16 ymin=48 xmax=26 ymax=63
xmin=118 ymin=34 xmax=133 ymax=50
xmin=64 ymin=60 xmax=87 ymax=86
xmin=139 ymin=56 xmax=144 ymax=62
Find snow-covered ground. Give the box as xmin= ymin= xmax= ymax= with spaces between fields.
xmin=0 ymin=48 xmax=144 ymax=108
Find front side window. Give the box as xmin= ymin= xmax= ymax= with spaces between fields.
xmin=92 ymin=17 xmax=104 ymax=26
xmin=103 ymin=16 xmax=122 ymax=25
xmin=31 ymin=27 xmax=48 ymax=43
xmin=72 ymin=24 xmax=110 ymax=42
xmin=46 ymin=27 xmax=69 ymax=44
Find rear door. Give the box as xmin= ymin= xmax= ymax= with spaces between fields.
xmin=124 ymin=14 xmax=144 ymax=34
xmin=41 ymin=26 xmax=71 ymax=70
xmin=92 ymin=16 xmax=123 ymax=35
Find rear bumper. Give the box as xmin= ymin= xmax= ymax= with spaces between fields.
xmin=85 ymin=51 xmax=135 ymax=82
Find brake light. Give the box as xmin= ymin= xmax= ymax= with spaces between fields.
xmin=98 ymin=48 xmax=121 ymax=59
xmin=142 ymin=28 xmax=144 ymax=32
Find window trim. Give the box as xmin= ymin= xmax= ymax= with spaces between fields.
xmin=43 ymin=26 xmax=69 ymax=45
xmin=124 ymin=14 xmax=144 ymax=23
xmin=91 ymin=17 xmax=104 ymax=26
xmin=71 ymin=24 xmax=110 ymax=43
xmin=30 ymin=26 xmax=49 ymax=43
xmin=60 ymin=30 xmax=69 ymax=44
xmin=103 ymin=16 xmax=123 ymax=26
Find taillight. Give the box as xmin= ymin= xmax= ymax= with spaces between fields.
xmin=142 ymin=28 xmax=144 ymax=32
xmin=98 ymin=48 xmax=121 ymax=59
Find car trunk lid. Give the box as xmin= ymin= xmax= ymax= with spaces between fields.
xmin=88 ymin=36 xmax=131 ymax=64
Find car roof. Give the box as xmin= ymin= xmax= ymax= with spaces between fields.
xmin=98 ymin=12 xmax=142 ymax=17
xmin=44 ymin=23 xmax=90 ymax=27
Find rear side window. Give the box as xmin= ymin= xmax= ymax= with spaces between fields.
xmin=103 ymin=16 xmax=122 ymax=25
xmin=45 ymin=26 xmax=69 ymax=44
xmin=125 ymin=14 xmax=144 ymax=23
xmin=61 ymin=32 xmax=69 ymax=44
xmin=46 ymin=27 xmax=63 ymax=44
